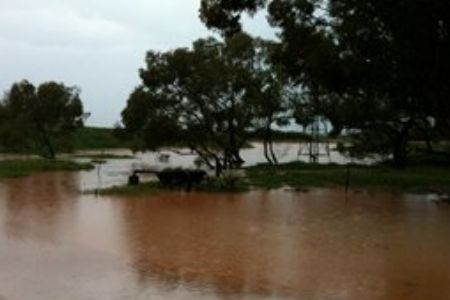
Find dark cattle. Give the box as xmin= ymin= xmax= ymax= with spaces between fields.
xmin=128 ymin=174 xmax=140 ymax=186
xmin=157 ymin=169 xmax=207 ymax=191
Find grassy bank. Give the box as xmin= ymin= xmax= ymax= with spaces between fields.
xmin=0 ymin=159 xmax=94 ymax=178
xmin=247 ymin=160 xmax=450 ymax=194
xmin=0 ymin=127 xmax=126 ymax=154
xmin=73 ymin=127 xmax=125 ymax=150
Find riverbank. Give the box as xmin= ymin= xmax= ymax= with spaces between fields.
xmin=0 ymin=159 xmax=94 ymax=178
xmin=247 ymin=162 xmax=450 ymax=194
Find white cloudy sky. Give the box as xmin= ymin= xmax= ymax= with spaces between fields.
xmin=0 ymin=0 xmax=273 ymax=127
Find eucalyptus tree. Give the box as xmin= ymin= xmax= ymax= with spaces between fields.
xmin=200 ymin=0 xmax=450 ymax=166
xmin=247 ymin=40 xmax=294 ymax=165
xmin=122 ymin=33 xmax=272 ymax=175
xmin=0 ymin=80 xmax=84 ymax=158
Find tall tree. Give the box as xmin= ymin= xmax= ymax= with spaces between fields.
xmin=228 ymin=38 xmax=294 ymax=165
xmin=122 ymin=34 xmax=270 ymax=175
xmin=0 ymin=80 xmax=84 ymax=158
xmin=200 ymin=0 xmax=450 ymax=167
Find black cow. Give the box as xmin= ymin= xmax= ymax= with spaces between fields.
xmin=157 ymin=169 xmax=207 ymax=191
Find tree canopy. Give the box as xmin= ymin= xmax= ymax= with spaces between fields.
xmin=200 ymin=0 xmax=450 ymax=166
xmin=121 ymin=33 xmax=293 ymax=173
xmin=0 ymin=80 xmax=85 ymax=158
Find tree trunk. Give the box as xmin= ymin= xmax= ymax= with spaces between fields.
xmin=36 ymin=124 xmax=55 ymax=159
xmin=263 ymin=138 xmax=273 ymax=164
xmin=42 ymin=133 xmax=55 ymax=159
xmin=264 ymin=118 xmax=278 ymax=165
xmin=424 ymin=133 xmax=433 ymax=153
xmin=392 ymin=135 xmax=408 ymax=168
xmin=223 ymin=150 xmax=229 ymax=171
xmin=391 ymin=120 xmax=416 ymax=168
xmin=215 ymin=157 xmax=223 ymax=177
xmin=231 ymin=150 xmax=244 ymax=167
xmin=268 ymin=134 xmax=278 ymax=165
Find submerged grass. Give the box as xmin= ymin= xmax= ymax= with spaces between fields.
xmin=95 ymin=182 xmax=161 ymax=196
xmin=0 ymin=159 xmax=94 ymax=178
xmin=194 ymin=178 xmax=250 ymax=193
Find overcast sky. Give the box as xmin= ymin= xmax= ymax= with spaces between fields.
xmin=0 ymin=0 xmax=274 ymax=127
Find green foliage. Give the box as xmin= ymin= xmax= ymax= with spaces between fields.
xmin=0 ymin=80 xmax=85 ymax=158
xmin=120 ymin=33 xmax=285 ymax=174
xmin=200 ymin=0 xmax=267 ymax=36
xmin=247 ymin=159 xmax=450 ymax=193
xmin=200 ymin=0 xmax=450 ymax=167
xmin=0 ymin=159 xmax=94 ymax=178
xmin=73 ymin=127 xmax=126 ymax=150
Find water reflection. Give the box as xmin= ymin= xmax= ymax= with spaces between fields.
xmin=0 ymin=169 xmax=449 ymax=300
xmin=0 ymin=172 xmax=78 ymax=242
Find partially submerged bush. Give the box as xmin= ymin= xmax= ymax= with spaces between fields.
xmin=197 ymin=170 xmax=248 ymax=193
xmin=219 ymin=170 xmax=244 ymax=189
xmin=157 ymin=168 xmax=207 ymax=191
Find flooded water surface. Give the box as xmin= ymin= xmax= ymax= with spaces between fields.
xmin=0 ymin=158 xmax=449 ymax=299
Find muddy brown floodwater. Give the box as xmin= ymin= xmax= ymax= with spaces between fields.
xmin=0 ymin=166 xmax=450 ymax=299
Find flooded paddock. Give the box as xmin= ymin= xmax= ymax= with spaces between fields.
xmin=0 ymin=159 xmax=449 ymax=300
xmin=74 ymin=142 xmax=375 ymax=191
